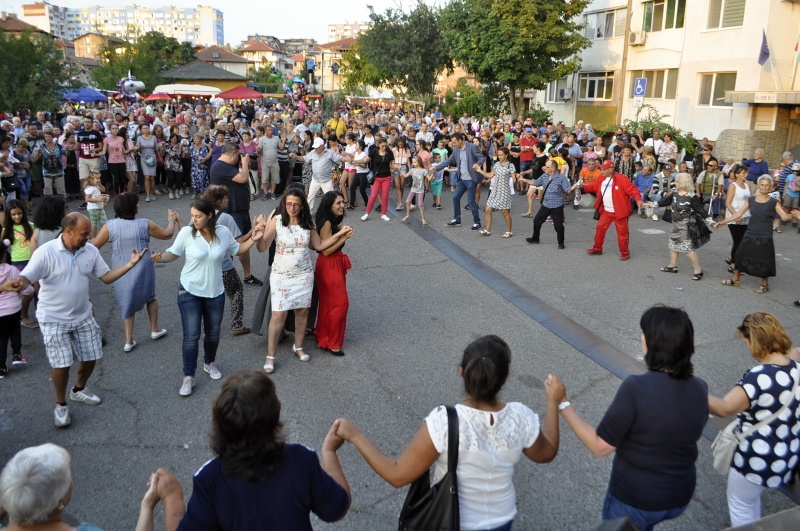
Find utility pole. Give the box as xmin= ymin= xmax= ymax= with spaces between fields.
xmin=616 ymin=0 xmax=634 ymax=126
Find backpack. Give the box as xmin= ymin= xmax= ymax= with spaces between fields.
xmin=43 ymin=146 xmax=61 ymax=173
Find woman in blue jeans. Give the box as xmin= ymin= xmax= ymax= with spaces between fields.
xmin=551 ymin=306 xmax=709 ymax=530
xmin=152 ymin=198 xmax=265 ymax=397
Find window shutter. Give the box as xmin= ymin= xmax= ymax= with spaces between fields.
xmin=614 ymin=9 xmax=627 ymax=37
xmin=722 ymin=0 xmax=746 ymax=28
xmin=707 ymin=0 xmax=722 ymax=29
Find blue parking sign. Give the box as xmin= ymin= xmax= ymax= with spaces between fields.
xmin=634 ymin=77 xmax=647 ymax=97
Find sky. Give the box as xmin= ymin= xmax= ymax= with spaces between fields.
xmin=6 ymin=0 xmax=440 ymax=46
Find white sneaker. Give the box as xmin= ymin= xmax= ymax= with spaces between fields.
xmin=54 ymin=405 xmax=71 ymax=427
xmin=179 ymin=376 xmax=195 ymax=396
xmin=381 ymin=215 xmax=391 ymax=221
xmin=361 ymin=214 xmax=369 ymax=221
xmin=69 ymin=388 xmax=102 ymax=405
xmin=150 ymin=329 xmax=167 ymax=340
xmin=652 ymin=214 xmax=659 ymax=221
xmin=204 ymin=363 xmax=222 ymax=380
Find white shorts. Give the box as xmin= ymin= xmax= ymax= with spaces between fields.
xmin=40 ymin=315 xmax=103 ymax=369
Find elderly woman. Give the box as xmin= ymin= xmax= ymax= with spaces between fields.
xmin=175 ymin=370 xmax=350 ymax=529
xmin=92 ymin=193 xmax=180 ymax=352
xmin=334 ymin=335 xmax=560 ymax=531
xmin=136 ymin=123 xmax=158 ymax=202
xmin=654 ymin=173 xmax=707 ymax=280
xmin=715 ymin=175 xmax=793 ymax=293
xmin=255 ymin=189 xmax=353 ymax=373
xmin=709 ymin=312 xmax=800 ymax=527
xmin=0 ymin=443 xmax=106 ymax=530
xmin=553 ymin=306 xmax=708 ymax=530
xmin=188 ymin=133 xmax=211 ymax=198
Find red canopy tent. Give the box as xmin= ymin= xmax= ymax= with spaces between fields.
xmin=215 ymin=85 xmax=263 ymax=100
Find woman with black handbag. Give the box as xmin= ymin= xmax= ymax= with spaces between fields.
xmin=708 ymin=312 xmax=800 ymax=527
xmin=333 ymin=335 xmax=561 ymax=531
xmin=652 ymin=173 xmax=708 ymax=280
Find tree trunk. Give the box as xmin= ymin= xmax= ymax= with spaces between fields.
xmin=508 ymin=85 xmax=524 ymax=117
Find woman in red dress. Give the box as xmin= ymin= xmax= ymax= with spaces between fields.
xmin=314 ymin=191 xmax=354 ymax=355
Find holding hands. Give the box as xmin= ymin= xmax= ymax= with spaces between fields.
xmin=129 ymin=248 xmax=148 ymax=267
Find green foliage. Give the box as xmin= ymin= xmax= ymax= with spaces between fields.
xmin=439 ymin=0 xmax=591 ymax=115
xmin=344 ymin=1 xmax=452 ymax=98
xmin=620 ymin=105 xmax=696 ymax=156
xmin=0 ymin=30 xmax=74 ymax=111
xmin=91 ymin=31 xmax=197 ymax=91
xmin=248 ymin=68 xmax=283 ymax=93
xmin=524 ymin=101 xmax=553 ymax=126
xmin=443 ymin=80 xmax=506 ymax=117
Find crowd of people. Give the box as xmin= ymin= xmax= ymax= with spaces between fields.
xmin=2 ymin=100 xmax=800 ymax=529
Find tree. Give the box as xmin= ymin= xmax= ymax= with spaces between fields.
xmin=91 ymin=31 xmax=196 ymax=91
xmin=342 ymin=2 xmax=452 ymax=99
xmin=440 ymin=0 xmax=591 ymax=116
xmin=0 ymin=30 xmax=74 ymax=112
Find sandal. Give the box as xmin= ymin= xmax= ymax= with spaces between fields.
xmin=727 ymin=265 xmax=735 ymax=274
xmin=721 ymin=279 xmax=740 ymax=287
xmin=660 ymin=266 xmax=679 ymax=273
xmin=479 ymin=229 xmax=491 ymax=236
xmin=691 ymin=271 xmax=704 ymax=281
xmin=263 ymin=356 xmax=275 ymax=374
xmin=422 ymin=220 xmax=428 ymax=225
xmin=292 ymin=344 xmax=310 ymax=362
xmin=725 ymin=257 xmax=732 ymax=265
xmin=776 ymin=227 xmax=783 ymax=233
xmin=521 ymin=213 xmax=533 ymax=218
xmin=501 ymin=232 xmax=513 ymax=238
xmin=755 ymin=285 xmax=769 ymax=294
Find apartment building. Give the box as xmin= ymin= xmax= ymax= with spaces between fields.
xmin=327 ymin=22 xmax=369 ymax=43
xmin=20 ymin=2 xmax=224 ymax=46
xmin=535 ymin=0 xmax=800 ymax=161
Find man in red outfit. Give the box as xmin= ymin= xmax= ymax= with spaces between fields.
xmin=581 ymin=160 xmax=644 ymax=260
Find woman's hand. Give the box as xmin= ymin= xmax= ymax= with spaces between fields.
xmin=129 ymin=248 xmax=147 ymax=266
xmin=323 ymin=419 xmax=346 ymax=452
xmin=334 ymin=418 xmax=361 ymax=442
xmin=545 ymin=374 xmax=566 ymax=404
xmin=151 ymin=251 xmax=163 ymax=263
xmin=141 ymin=472 xmax=161 ymax=510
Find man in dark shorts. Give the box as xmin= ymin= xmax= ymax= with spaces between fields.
xmin=210 ymin=143 xmax=262 ymax=285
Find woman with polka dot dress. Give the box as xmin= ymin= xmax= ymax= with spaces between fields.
xmin=709 ymin=312 xmax=800 ymax=528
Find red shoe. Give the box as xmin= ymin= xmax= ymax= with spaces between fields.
xmin=586 ymin=248 xmax=603 ymax=255
xmin=619 ymin=255 xmax=630 ymax=261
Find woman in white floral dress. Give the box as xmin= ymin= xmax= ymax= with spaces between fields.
xmin=256 ymin=188 xmax=354 ymax=374
xmin=474 ymin=147 xmax=516 ymax=237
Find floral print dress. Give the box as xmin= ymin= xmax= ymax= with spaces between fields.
xmin=188 ymin=143 xmax=210 ymax=194
xmin=269 ymin=215 xmax=313 ymax=311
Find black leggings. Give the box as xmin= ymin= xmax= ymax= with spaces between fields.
xmin=0 ymin=310 xmax=22 ymax=367
xmin=166 ymin=169 xmax=184 ymax=191
xmin=351 ymin=172 xmax=370 ymax=205
xmin=222 ymin=268 xmax=244 ymax=330
xmin=729 ymin=224 xmax=748 ymax=264
xmin=107 ymin=163 xmax=126 ymax=194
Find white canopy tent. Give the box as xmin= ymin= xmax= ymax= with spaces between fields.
xmin=152 ymin=83 xmax=221 ymax=96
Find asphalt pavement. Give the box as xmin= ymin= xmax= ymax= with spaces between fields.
xmin=2 ymin=188 xmax=800 ymax=530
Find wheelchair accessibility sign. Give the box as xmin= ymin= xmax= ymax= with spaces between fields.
xmin=633 ymin=77 xmax=647 ymax=108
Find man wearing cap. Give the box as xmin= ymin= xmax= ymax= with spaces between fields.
xmin=291 ymin=137 xmax=352 ymax=212
xmin=430 ymin=132 xmax=485 ymax=230
xmin=582 ymin=160 xmax=644 ymax=260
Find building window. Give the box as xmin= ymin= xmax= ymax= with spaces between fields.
xmin=697 ymin=72 xmax=736 ymax=107
xmin=584 ymin=9 xmax=626 ymax=40
xmin=642 ymin=0 xmax=686 ymax=32
xmin=707 ymin=0 xmax=745 ymax=30
xmin=579 ymin=72 xmax=614 ymax=101
xmin=628 ymin=70 xmax=678 ymax=99
xmin=546 ymin=78 xmax=569 ymax=103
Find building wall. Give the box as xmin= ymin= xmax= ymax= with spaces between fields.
xmin=23 ymin=3 xmax=223 ymax=45
xmin=207 ymin=61 xmax=248 ymax=77
xmin=536 ymin=0 xmax=800 ymax=144
xmin=327 ymin=22 xmax=369 ymax=42
xmin=714 ymin=107 xmax=792 ymax=166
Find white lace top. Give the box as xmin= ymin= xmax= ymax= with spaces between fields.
xmin=425 ymin=403 xmax=540 ymax=530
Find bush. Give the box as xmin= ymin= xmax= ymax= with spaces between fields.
xmin=619 ymin=105 xmax=697 ymax=156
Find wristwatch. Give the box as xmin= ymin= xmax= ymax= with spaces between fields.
xmin=558 ymin=401 xmax=571 ymax=411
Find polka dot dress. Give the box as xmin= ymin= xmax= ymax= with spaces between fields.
xmin=733 ymin=361 xmax=800 ymax=487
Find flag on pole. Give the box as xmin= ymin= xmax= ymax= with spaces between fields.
xmin=758 ymin=30 xmax=770 ymax=66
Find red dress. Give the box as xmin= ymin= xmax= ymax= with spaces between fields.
xmin=314 ymin=249 xmax=351 ymax=350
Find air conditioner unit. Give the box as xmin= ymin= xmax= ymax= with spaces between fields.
xmin=559 ymin=88 xmax=573 ymax=100
xmin=629 ymin=31 xmax=646 ymax=46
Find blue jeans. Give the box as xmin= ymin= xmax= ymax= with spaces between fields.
xmin=177 ymin=285 xmax=225 ymax=376
xmin=602 ymin=490 xmax=687 ymax=531
xmin=17 ymin=175 xmax=31 ymax=200
xmin=453 ymin=177 xmax=480 ymax=224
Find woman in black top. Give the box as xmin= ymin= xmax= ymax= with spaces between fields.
xmin=715 ymin=175 xmax=793 ymax=293
xmin=361 ymin=137 xmax=394 ymax=221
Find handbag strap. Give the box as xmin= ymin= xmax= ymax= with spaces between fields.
xmin=738 ymin=362 xmax=800 ymax=440
xmin=445 ymin=405 xmax=459 ymax=475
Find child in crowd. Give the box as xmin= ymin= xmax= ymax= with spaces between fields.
xmin=83 ymin=171 xmax=108 ymax=239
xmin=401 ymin=156 xmax=427 ymax=225
xmin=0 ymin=238 xmax=34 ymax=378
xmin=429 ymin=152 xmax=444 ymax=209
xmin=584 ymin=143 xmax=597 ymax=161
xmin=1 ymin=200 xmax=36 ymax=328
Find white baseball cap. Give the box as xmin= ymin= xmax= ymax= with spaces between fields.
xmin=312 ymin=137 xmax=325 ymax=149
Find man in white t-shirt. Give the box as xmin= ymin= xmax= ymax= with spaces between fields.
xmin=644 ymin=130 xmax=664 ymax=162
xmin=257 ymin=126 xmax=281 ymax=199
xmin=1 ymin=213 xmax=146 ymax=427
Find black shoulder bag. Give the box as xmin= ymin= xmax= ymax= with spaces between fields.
xmin=398 ymin=405 xmax=460 ymax=531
